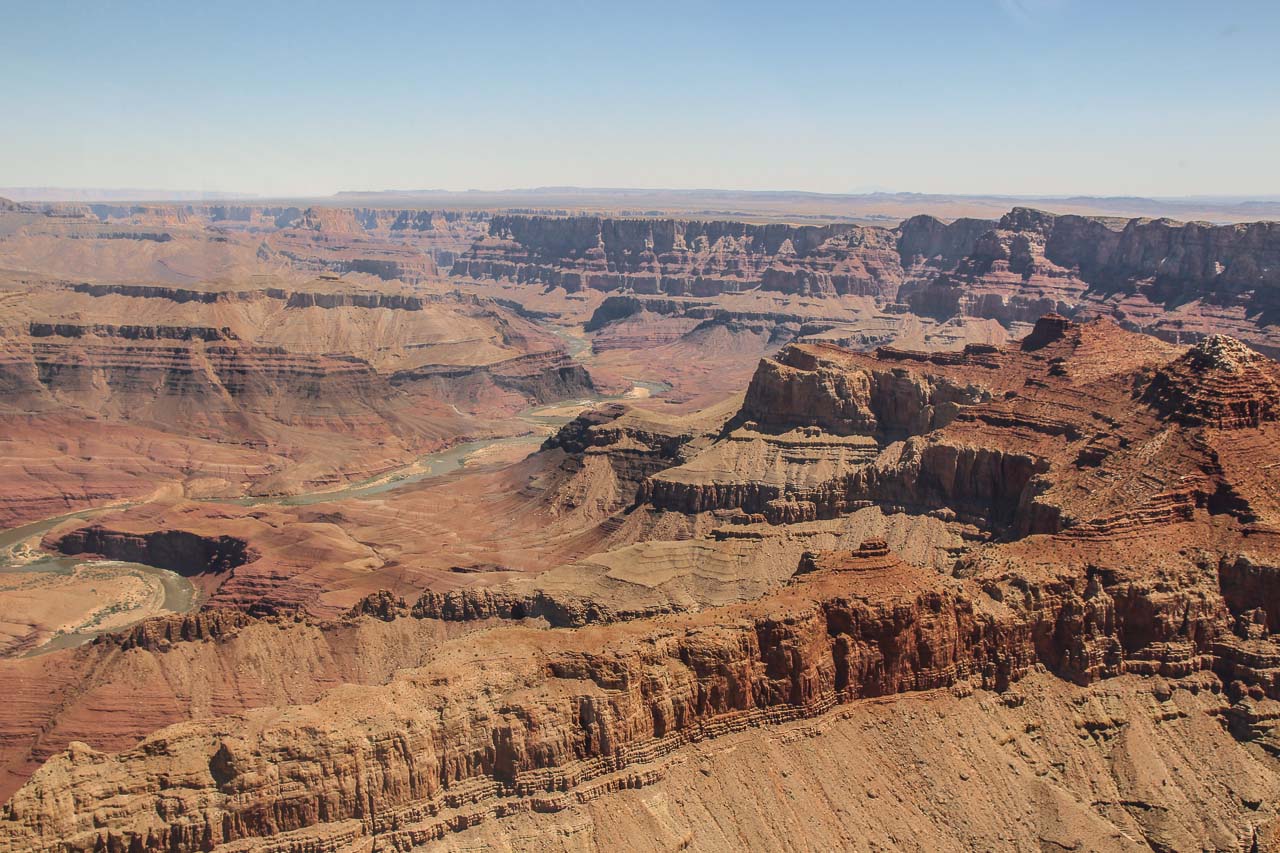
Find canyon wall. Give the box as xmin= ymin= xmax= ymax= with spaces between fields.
xmin=453 ymin=208 xmax=1280 ymax=355
xmin=452 ymin=215 xmax=915 ymax=298
xmin=904 ymin=207 xmax=1280 ymax=354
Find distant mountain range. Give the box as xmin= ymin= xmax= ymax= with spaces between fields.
xmin=328 ymin=187 xmax=1280 ymax=223
xmin=0 ymin=188 xmax=259 ymax=202
xmin=4 ymin=186 xmax=1278 ymax=223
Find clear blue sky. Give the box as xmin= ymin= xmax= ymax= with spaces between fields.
xmin=2 ymin=0 xmax=1277 ymax=197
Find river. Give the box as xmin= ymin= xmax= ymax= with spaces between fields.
xmin=0 ymin=324 xmax=668 ymax=655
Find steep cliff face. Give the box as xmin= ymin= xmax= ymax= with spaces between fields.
xmin=739 ymin=343 xmax=989 ymax=438
xmin=6 ymin=525 xmax=1280 ymax=852
xmin=896 ymin=214 xmax=996 ymax=271
xmin=630 ymin=318 xmax=1280 ymax=540
xmin=1037 ymin=210 xmax=1280 ymax=296
xmin=842 ymin=438 xmax=1053 ymax=534
xmin=52 ymin=526 xmax=253 ymax=577
xmin=4 ymin=318 xmax=1280 ymax=850
xmin=452 ymin=207 xmax=1280 ymax=325
xmin=452 ymin=215 xmax=912 ymax=298
xmin=904 ymin=207 xmax=1280 ymax=355
xmin=0 ymin=559 xmax=1034 ymax=853
xmin=26 ymin=322 xmax=235 ymax=341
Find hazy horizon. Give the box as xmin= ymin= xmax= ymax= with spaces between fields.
xmin=4 ymin=0 xmax=1278 ymax=198
xmin=6 ymin=185 xmax=1280 ymax=204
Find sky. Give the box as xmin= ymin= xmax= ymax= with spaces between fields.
xmin=2 ymin=0 xmax=1278 ymax=198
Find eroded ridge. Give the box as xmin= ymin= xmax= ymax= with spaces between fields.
xmin=4 ymin=317 xmax=1280 ymax=850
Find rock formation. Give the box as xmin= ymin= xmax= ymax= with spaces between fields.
xmin=6 ymin=316 xmax=1280 ymax=851
xmin=452 ymin=208 xmax=1280 ymax=357
xmin=0 ymin=269 xmax=585 ymax=527
xmin=903 ymin=207 xmax=1280 ymax=355
xmin=452 ymin=215 xmax=914 ymax=298
xmin=4 ymin=190 xmax=1280 ymax=851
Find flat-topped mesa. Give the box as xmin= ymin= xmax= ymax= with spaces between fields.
xmin=1143 ymin=335 xmax=1280 ymax=428
xmin=795 ymin=540 xmax=898 ymax=577
xmin=638 ymin=317 xmax=1220 ymax=535
xmin=51 ymin=527 xmax=253 ymax=577
xmin=1019 ymin=312 xmax=1075 ymax=351
xmin=739 ymin=342 xmax=990 ymax=439
xmin=292 ymin=206 xmax=365 ymax=234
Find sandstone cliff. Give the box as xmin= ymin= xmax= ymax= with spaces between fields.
xmin=453 ymin=208 xmax=1280 ymax=358
xmin=5 ymin=318 xmax=1280 ymax=850
xmin=904 ymin=207 xmax=1280 ymax=355
xmin=452 ymin=215 xmax=911 ymax=298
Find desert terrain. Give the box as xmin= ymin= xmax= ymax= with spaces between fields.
xmin=0 ymin=194 xmax=1279 ymax=851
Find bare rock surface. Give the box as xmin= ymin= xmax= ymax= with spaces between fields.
xmin=5 ymin=317 xmax=1280 ymax=851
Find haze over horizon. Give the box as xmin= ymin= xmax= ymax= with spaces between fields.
xmin=8 ymin=4 xmax=1280 ymax=848
xmin=3 ymin=0 xmax=1278 ymax=198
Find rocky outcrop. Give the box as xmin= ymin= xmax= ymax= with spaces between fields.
xmin=0 ymin=563 xmax=1034 ymax=852
xmin=1143 ymin=334 xmax=1280 ymax=428
xmin=52 ymin=526 xmax=252 ymax=576
xmin=639 ymin=477 xmax=790 ymax=517
xmin=629 ymin=318 xmax=1261 ymax=539
xmin=346 ymin=590 xmax=410 ymax=622
xmin=109 ymin=609 xmax=259 ymax=651
xmin=539 ymin=403 xmax=631 ymax=453
xmin=1218 ymin=554 xmax=1280 ymax=633
xmin=740 ymin=343 xmax=989 ymax=439
xmin=544 ymin=404 xmax=701 ymax=518
xmin=5 ymin=319 xmax=1280 ymax=851
xmin=411 ymin=586 xmax=611 ymax=627
xmin=27 ymin=322 xmax=235 ymax=341
xmin=902 ymin=207 xmax=1280 ymax=355
xmin=282 ymin=290 xmax=427 ymax=310
xmin=10 ymin=522 xmax=1280 ymax=851
xmin=452 ymin=215 xmax=910 ymax=298
xmin=390 ymin=350 xmax=595 ymax=404
xmin=896 ymin=215 xmax=995 ymax=270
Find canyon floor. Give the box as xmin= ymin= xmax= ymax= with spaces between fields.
xmin=1 ymin=200 xmax=1279 ymax=851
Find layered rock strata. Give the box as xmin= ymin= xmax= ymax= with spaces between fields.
xmin=4 ymin=312 xmax=1280 ymax=850
xmin=454 ymin=208 xmax=1280 ymax=356
xmin=452 ymin=215 xmax=917 ymax=298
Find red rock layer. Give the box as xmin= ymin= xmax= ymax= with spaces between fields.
xmin=452 ymin=215 xmax=917 ymax=298
xmin=4 ymin=318 xmax=1280 ymax=851
xmin=903 ymin=207 xmax=1280 ymax=356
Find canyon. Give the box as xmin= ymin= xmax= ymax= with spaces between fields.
xmin=1 ymin=196 xmax=1280 ymax=851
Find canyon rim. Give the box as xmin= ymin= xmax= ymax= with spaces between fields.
xmin=3 ymin=2 xmax=1280 ymax=850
